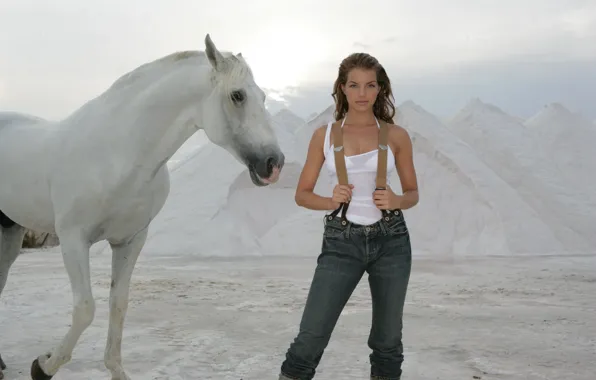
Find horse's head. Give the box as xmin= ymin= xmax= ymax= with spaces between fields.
xmin=200 ymin=34 xmax=284 ymax=186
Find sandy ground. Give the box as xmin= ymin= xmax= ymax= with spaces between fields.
xmin=1 ymin=249 xmax=595 ymax=380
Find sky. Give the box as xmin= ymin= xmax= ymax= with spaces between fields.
xmin=1 ymin=0 xmax=595 ymax=122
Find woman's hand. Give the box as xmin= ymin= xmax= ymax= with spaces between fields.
xmin=329 ymin=184 xmax=354 ymax=209
xmin=373 ymin=187 xmax=402 ymax=210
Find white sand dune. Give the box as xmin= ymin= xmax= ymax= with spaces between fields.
xmin=141 ymin=99 xmax=595 ymax=258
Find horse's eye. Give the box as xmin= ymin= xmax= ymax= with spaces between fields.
xmin=231 ymin=90 xmax=245 ymax=103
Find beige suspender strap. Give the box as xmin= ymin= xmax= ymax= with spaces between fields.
xmin=375 ymin=120 xmax=389 ymax=190
xmin=331 ymin=118 xmax=389 ymax=189
xmin=329 ymin=120 xmax=350 ymax=224
xmin=327 ymin=118 xmax=391 ymax=223
xmin=331 ymin=120 xmax=349 ymax=186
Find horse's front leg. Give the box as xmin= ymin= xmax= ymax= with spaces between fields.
xmin=31 ymin=231 xmax=94 ymax=380
xmin=104 ymin=227 xmax=148 ymax=380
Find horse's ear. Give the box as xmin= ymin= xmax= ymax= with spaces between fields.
xmin=205 ymin=33 xmax=226 ymax=71
xmin=235 ymin=52 xmax=246 ymax=63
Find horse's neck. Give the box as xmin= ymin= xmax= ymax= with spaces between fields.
xmin=68 ymin=64 xmax=208 ymax=177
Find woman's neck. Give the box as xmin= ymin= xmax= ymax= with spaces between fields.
xmin=344 ymin=110 xmax=377 ymax=126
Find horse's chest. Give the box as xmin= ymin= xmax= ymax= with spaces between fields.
xmin=97 ymin=169 xmax=170 ymax=242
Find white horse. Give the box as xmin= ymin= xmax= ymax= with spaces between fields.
xmin=0 ymin=34 xmax=284 ymax=380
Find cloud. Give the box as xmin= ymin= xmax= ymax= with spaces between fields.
xmin=264 ymin=58 xmax=596 ymax=121
xmin=0 ymin=0 xmax=594 ymax=120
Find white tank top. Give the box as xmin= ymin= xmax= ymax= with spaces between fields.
xmin=323 ymin=117 xmax=396 ymax=225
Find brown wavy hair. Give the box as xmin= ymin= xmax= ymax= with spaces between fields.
xmin=331 ymin=52 xmax=396 ymax=124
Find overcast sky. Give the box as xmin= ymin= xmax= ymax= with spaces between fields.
xmin=1 ymin=0 xmax=594 ymax=121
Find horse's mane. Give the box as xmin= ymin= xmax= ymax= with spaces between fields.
xmin=108 ymin=49 xmax=252 ymax=93
xmin=108 ymin=51 xmax=204 ymax=91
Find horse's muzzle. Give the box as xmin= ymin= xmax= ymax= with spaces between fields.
xmin=249 ymin=151 xmax=285 ymax=186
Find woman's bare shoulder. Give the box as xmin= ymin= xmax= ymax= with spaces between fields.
xmin=386 ymin=123 xmax=412 ymax=151
xmin=303 ymin=124 xmax=330 ymax=155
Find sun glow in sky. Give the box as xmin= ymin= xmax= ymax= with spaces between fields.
xmin=242 ymin=21 xmax=333 ymax=91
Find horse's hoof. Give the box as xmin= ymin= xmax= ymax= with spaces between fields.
xmin=0 ymin=369 xmax=4 ymax=380
xmin=0 ymin=354 xmax=5 ymax=370
xmin=31 ymin=358 xmax=53 ymax=380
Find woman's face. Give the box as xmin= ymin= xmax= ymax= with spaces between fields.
xmin=341 ymin=68 xmax=380 ymax=112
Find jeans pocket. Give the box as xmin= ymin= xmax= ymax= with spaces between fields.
xmin=382 ymin=210 xmax=408 ymax=236
xmin=323 ymin=223 xmax=346 ymax=239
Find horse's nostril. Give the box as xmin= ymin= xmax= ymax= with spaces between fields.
xmin=266 ymin=156 xmax=275 ymax=173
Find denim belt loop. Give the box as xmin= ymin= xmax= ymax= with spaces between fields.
xmin=378 ymin=218 xmax=388 ymax=235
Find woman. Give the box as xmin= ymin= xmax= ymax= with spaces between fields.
xmin=277 ymin=52 xmax=419 ymax=380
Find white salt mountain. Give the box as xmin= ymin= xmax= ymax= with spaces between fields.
xmin=167 ymin=130 xmax=209 ymax=171
xmin=524 ymin=102 xmax=595 ymax=145
xmin=189 ymin=109 xmax=308 ymax=256
xmin=291 ymin=100 xmax=575 ymax=256
xmin=271 ymin=108 xmax=305 ymax=162
xmin=269 ymin=100 xmax=594 ymax=256
xmin=293 ymin=104 xmax=336 ymax=163
xmin=524 ymin=102 xmax=596 ymax=197
xmin=141 ymin=105 xmax=335 ymax=258
xmin=395 ymin=100 xmax=572 ymax=255
xmin=273 ymin=109 xmax=305 ymax=132
xmin=138 ymin=109 xmax=307 ymax=257
xmin=447 ymin=98 xmax=595 ymax=251
xmin=129 ymin=99 xmax=594 ymax=258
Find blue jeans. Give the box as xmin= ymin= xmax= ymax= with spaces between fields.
xmin=279 ymin=209 xmax=412 ymax=380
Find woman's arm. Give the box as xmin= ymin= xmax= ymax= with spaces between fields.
xmin=391 ymin=125 xmax=419 ymax=210
xmin=294 ymin=126 xmax=337 ymax=211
